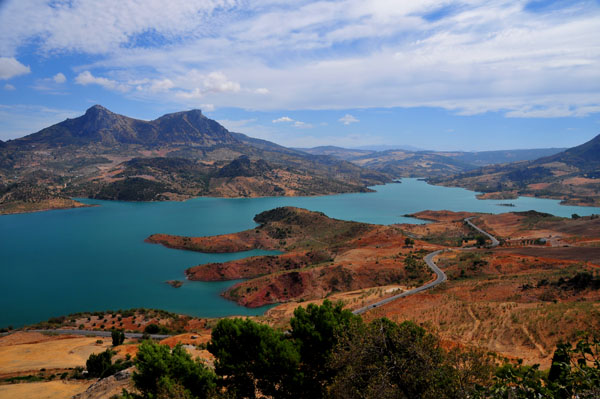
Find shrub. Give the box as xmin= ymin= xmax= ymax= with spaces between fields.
xmin=133 ymin=341 xmax=216 ymax=399
xmin=112 ymin=329 xmax=125 ymax=346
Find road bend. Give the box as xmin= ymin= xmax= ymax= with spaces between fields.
xmin=353 ymin=217 xmax=498 ymax=315
xmin=17 ymin=220 xmax=497 ymax=325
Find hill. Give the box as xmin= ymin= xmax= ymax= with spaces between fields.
xmin=431 ymin=134 xmax=600 ymax=206
xmin=0 ymin=106 xmax=391 ymax=212
xmin=147 ymin=206 xmax=434 ymax=307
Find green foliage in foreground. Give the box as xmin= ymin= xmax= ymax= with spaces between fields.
xmin=208 ymin=317 xmax=300 ymax=399
xmin=86 ymin=349 xmax=132 ymax=379
xmin=133 ymin=342 xmax=216 ymax=399
xmin=110 ymin=301 xmax=599 ymax=399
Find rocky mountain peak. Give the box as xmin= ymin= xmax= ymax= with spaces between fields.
xmin=84 ymin=104 xmax=112 ymax=117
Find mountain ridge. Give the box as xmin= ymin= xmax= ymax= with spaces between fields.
xmin=12 ymin=105 xmax=239 ymax=148
xmin=0 ymin=105 xmax=391 ymax=214
xmin=297 ymin=145 xmax=568 ymax=178
xmin=431 ymin=134 xmax=600 ymax=206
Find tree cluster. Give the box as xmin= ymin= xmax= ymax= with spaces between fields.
xmin=105 ymin=300 xmax=598 ymax=399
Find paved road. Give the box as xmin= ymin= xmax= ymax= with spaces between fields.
xmin=29 ymin=329 xmax=172 ymax=340
xmin=15 ymin=219 xmax=497 ymax=325
xmin=353 ymin=217 xmax=497 ymax=315
xmin=353 ymin=249 xmax=446 ymax=315
xmin=465 ymin=217 xmax=500 ymax=247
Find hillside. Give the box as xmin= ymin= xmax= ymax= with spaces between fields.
xmin=297 ymin=146 xmax=566 ymax=178
xmin=147 ymin=206 xmax=436 ymax=307
xmin=0 ymin=106 xmax=391 ymax=211
xmin=146 ymin=206 xmax=600 ymax=366
xmin=431 ymin=134 xmax=600 ymax=206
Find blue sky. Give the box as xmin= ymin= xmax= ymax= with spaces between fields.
xmin=0 ymin=0 xmax=599 ymax=151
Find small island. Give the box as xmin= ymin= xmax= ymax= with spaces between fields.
xmin=165 ymin=280 xmax=183 ymax=288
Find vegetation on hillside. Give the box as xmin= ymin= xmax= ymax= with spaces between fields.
xmin=0 ymin=106 xmax=392 ymax=213
xmin=106 ymin=301 xmax=599 ymax=399
xmin=430 ymin=134 xmax=600 ymax=206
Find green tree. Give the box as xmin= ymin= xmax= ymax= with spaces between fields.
xmin=329 ymin=318 xmax=450 ymax=399
xmin=444 ymin=348 xmax=494 ymax=397
xmin=485 ymin=362 xmax=552 ymax=398
xmin=132 ymin=341 xmax=216 ymax=399
xmin=548 ymin=342 xmax=571 ymax=398
xmin=476 ymin=235 xmax=487 ymax=247
xmin=546 ymin=336 xmax=600 ymax=399
xmin=112 ymin=329 xmax=125 ymax=346
xmin=86 ymin=349 xmax=114 ymax=378
xmin=290 ymin=299 xmax=361 ymax=398
xmin=208 ymin=318 xmax=300 ymax=399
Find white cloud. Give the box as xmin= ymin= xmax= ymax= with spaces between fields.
xmin=203 ymin=72 xmax=241 ymax=93
xmin=0 ymin=0 xmax=238 ymax=55
xmin=0 ymin=57 xmax=30 ymax=80
xmin=75 ymin=71 xmax=129 ymax=92
xmin=294 ymin=121 xmax=313 ymax=128
xmin=339 ymin=114 xmax=359 ymax=125
xmin=148 ymin=79 xmax=174 ymax=92
xmin=173 ymin=70 xmax=241 ymax=99
xmin=272 ymin=116 xmax=294 ymax=123
xmin=218 ymin=118 xmax=258 ymax=131
xmin=4 ymin=83 xmax=15 ymax=90
xmin=1 ymin=1 xmax=599 ymax=117
xmin=271 ymin=116 xmax=312 ymax=128
xmin=52 ymin=72 xmax=66 ymax=84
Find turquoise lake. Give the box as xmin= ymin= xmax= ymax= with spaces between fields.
xmin=1 ymin=178 xmax=599 ymax=328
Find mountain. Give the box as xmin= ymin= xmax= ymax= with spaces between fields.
xmin=293 ymin=146 xmax=375 ymax=160
xmin=295 ymin=146 xmax=566 ymax=179
xmin=451 ymin=148 xmax=567 ymax=167
xmin=431 ymin=134 xmax=600 ymax=206
xmin=14 ymin=105 xmax=238 ymax=147
xmin=0 ymin=106 xmax=391 ymax=213
xmin=353 ymin=144 xmax=426 ymax=152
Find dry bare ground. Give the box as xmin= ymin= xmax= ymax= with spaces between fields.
xmin=0 ymin=380 xmax=90 ymax=399
xmin=0 ymin=332 xmax=111 ymax=375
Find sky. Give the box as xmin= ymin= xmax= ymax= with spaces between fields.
xmin=0 ymin=0 xmax=599 ymax=151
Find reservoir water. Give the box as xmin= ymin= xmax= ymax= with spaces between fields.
xmin=1 ymin=178 xmax=599 ymax=328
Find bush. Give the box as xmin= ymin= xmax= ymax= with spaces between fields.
xmin=143 ymin=323 xmax=170 ymax=335
xmin=132 ymin=341 xmax=216 ymax=399
xmin=290 ymin=300 xmax=360 ymax=397
xmin=86 ymin=350 xmax=114 ymax=378
xmin=85 ymin=349 xmax=132 ymax=379
xmin=208 ymin=318 xmax=300 ymax=399
xmin=112 ymin=329 xmax=125 ymax=346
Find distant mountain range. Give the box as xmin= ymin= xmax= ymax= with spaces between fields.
xmin=0 ymin=106 xmax=391 ymax=214
xmin=352 ymin=144 xmax=426 ymax=152
xmin=430 ymin=134 xmax=600 ymax=206
xmin=296 ymin=146 xmax=567 ymax=178
xmin=1 ymin=105 xmax=597 ymax=213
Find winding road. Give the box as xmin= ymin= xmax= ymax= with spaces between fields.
xmin=353 ymin=217 xmax=498 ymax=315
xmin=17 ymin=218 xmax=499 ymax=331
xmin=465 ymin=216 xmax=500 ymax=247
